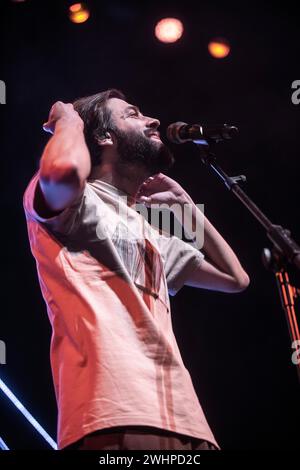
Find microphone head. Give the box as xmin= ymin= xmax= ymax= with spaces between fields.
xmin=166 ymin=121 xmax=188 ymax=144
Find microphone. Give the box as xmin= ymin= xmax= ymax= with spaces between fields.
xmin=167 ymin=122 xmax=238 ymax=144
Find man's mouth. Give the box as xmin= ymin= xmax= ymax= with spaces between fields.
xmin=147 ymin=131 xmax=161 ymax=141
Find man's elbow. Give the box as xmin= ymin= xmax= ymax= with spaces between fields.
xmin=231 ymin=271 xmax=250 ymax=293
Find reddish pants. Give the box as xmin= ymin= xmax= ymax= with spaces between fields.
xmin=64 ymin=426 xmax=218 ymax=450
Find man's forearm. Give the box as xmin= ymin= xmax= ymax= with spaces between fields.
xmin=176 ymin=192 xmax=249 ymax=283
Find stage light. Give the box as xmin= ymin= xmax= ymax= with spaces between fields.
xmin=208 ymin=37 xmax=230 ymax=58
xmin=155 ymin=18 xmax=184 ymax=44
xmin=69 ymin=3 xmax=90 ymax=24
xmin=0 ymin=436 xmax=9 ymax=450
xmin=0 ymin=378 xmax=57 ymax=449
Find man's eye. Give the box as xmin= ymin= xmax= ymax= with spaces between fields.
xmin=128 ymin=111 xmax=139 ymax=117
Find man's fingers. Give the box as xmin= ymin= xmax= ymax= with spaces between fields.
xmin=42 ymin=120 xmax=56 ymax=134
xmin=43 ymin=101 xmax=76 ymax=134
xmin=139 ymin=175 xmax=160 ymax=191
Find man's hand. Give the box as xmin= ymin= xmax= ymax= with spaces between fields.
xmin=43 ymin=101 xmax=83 ymax=135
xmin=136 ymin=173 xmax=187 ymax=206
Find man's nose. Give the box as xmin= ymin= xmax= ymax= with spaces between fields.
xmin=145 ymin=116 xmax=160 ymax=129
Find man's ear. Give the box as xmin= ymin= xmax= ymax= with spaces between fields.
xmin=96 ymin=132 xmax=114 ymax=146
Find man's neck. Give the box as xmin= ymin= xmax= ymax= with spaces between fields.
xmin=89 ymin=162 xmax=150 ymax=199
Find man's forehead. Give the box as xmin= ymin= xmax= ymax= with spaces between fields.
xmin=107 ymin=97 xmax=136 ymax=114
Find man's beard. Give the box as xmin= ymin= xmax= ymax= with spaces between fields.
xmin=112 ymin=127 xmax=175 ymax=175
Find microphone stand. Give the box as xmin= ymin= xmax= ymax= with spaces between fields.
xmin=196 ymin=141 xmax=300 ymax=383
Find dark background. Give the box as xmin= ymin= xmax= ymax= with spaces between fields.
xmin=0 ymin=0 xmax=300 ymax=450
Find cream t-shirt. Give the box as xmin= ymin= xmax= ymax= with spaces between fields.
xmin=23 ymin=171 xmax=219 ymax=450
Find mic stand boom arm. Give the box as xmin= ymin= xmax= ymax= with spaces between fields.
xmin=197 ymin=142 xmax=300 ymax=382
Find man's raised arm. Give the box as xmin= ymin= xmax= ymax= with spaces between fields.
xmin=38 ymin=101 xmax=91 ymax=213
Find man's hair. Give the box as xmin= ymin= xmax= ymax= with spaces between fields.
xmin=73 ymin=88 xmax=125 ymax=166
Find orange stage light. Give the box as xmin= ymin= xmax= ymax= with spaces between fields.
xmin=208 ymin=38 xmax=231 ymax=58
xmin=69 ymin=3 xmax=90 ymax=24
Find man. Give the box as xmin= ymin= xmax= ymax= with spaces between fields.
xmin=23 ymin=89 xmax=249 ymax=450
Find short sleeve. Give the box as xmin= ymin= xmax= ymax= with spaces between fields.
xmin=157 ymin=232 xmax=205 ymax=296
xmin=23 ymin=170 xmax=86 ymax=236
